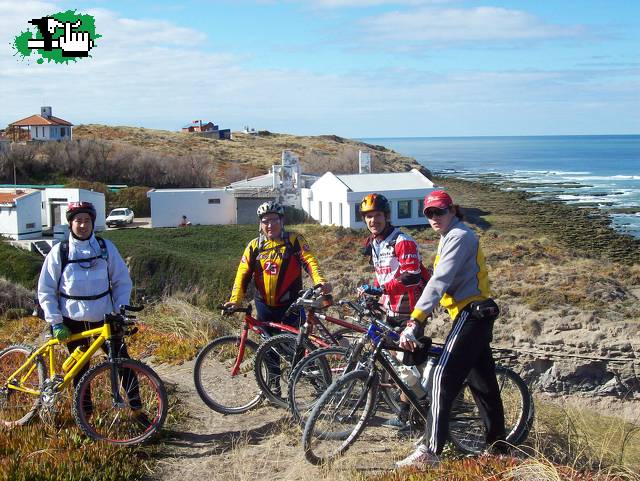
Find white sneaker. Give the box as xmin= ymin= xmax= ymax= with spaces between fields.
xmin=395 ymin=444 xmax=441 ymax=469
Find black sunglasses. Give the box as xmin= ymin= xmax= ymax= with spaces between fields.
xmin=425 ymin=207 xmax=449 ymax=219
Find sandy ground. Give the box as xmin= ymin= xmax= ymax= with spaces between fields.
xmin=149 ymin=360 xmax=411 ymax=481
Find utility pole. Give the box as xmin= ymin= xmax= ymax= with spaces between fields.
xmin=10 ymin=142 xmax=17 ymax=194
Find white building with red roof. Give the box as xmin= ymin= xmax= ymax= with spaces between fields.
xmin=0 ymin=189 xmax=42 ymax=239
xmin=8 ymin=106 xmax=73 ymax=142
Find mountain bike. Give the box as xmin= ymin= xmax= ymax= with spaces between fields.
xmin=0 ymin=305 xmax=167 ymax=446
xmin=252 ymin=287 xmax=371 ymax=409
xmin=194 ymin=295 xmax=348 ymax=415
xmin=287 ymin=294 xmax=406 ymax=426
xmin=301 ymin=315 xmax=533 ymax=465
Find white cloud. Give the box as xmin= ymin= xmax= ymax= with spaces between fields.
xmin=0 ymin=2 xmax=635 ymax=137
xmin=361 ymin=6 xmax=585 ymax=45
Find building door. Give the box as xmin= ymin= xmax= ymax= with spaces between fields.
xmin=51 ymin=204 xmax=62 ymax=226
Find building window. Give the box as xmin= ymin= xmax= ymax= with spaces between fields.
xmin=417 ymin=199 xmax=425 ymax=217
xmin=61 ymin=127 xmax=66 ymax=137
xmin=328 ymin=202 xmax=333 ymax=224
xmin=318 ymin=201 xmax=323 ymax=223
xmin=338 ymin=203 xmax=343 ymax=226
xmin=355 ymin=203 xmax=362 ymax=222
xmin=208 ymin=198 xmax=221 ymax=204
xmin=398 ymin=200 xmax=412 ymax=219
xmin=26 ymin=222 xmax=36 ymax=229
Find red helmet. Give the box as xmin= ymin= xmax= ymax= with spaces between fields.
xmin=66 ymin=201 xmax=96 ymax=223
xmin=360 ymin=193 xmax=390 ymax=215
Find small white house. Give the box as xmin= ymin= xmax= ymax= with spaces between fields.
xmin=41 ymin=188 xmax=106 ymax=232
xmin=0 ymin=189 xmax=43 ymax=240
xmin=301 ymin=169 xmax=435 ymax=229
xmin=8 ymin=106 xmax=73 ymax=142
xmin=147 ymin=188 xmax=236 ymax=227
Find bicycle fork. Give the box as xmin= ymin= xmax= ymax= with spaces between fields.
xmin=107 ymin=340 xmax=126 ymax=408
xmin=231 ymin=327 xmax=251 ymax=377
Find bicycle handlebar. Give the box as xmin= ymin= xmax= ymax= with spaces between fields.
xmin=217 ymin=304 xmax=252 ymax=316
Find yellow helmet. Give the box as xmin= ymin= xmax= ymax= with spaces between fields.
xmin=360 ymin=193 xmax=390 ymax=215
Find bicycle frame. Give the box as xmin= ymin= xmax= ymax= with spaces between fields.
xmin=5 ymin=323 xmax=111 ymax=396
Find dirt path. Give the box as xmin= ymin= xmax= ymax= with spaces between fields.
xmin=148 ymin=361 xmax=409 ymax=481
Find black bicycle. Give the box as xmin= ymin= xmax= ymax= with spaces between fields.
xmin=288 ymin=295 xmax=406 ymax=427
xmin=301 ymin=315 xmax=533 ymax=465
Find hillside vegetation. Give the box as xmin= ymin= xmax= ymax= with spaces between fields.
xmin=0 ymin=125 xmax=422 ymax=189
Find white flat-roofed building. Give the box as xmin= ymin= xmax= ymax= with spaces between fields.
xmin=147 ymin=188 xmax=236 ymax=227
xmin=0 ymin=189 xmax=42 ymax=240
xmin=41 ymin=188 xmax=106 ymax=235
xmin=301 ymin=169 xmax=435 ymax=228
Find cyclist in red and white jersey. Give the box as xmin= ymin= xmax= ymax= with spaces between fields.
xmin=358 ymin=193 xmax=430 ymax=429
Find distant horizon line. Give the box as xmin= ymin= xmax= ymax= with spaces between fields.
xmin=356 ymin=133 xmax=640 ymax=141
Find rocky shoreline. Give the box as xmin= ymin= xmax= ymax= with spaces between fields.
xmin=432 ymin=175 xmax=640 ymax=265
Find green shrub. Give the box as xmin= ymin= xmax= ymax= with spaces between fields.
xmin=109 ymin=186 xmax=151 ymax=217
xmin=284 ymin=205 xmax=316 ymax=225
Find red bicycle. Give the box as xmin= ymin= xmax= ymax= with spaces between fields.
xmin=193 ymin=288 xmax=366 ymax=415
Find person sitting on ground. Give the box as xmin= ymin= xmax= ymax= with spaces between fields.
xmin=396 ymin=190 xmax=505 ymax=469
xmin=224 ymin=201 xmax=332 ymax=395
xmin=179 ymin=215 xmax=192 ymax=227
xmin=357 ymin=193 xmax=430 ymax=431
xmin=37 ymin=201 xmax=143 ymax=418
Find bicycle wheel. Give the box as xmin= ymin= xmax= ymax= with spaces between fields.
xmin=72 ymin=358 xmax=167 ymax=445
xmin=194 ymin=335 xmax=262 ymax=415
xmin=254 ymin=334 xmax=315 ymax=408
xmin=499 ymin=367 xmax=533 ymax=446
xmin=288 ymin=346 xmax=349 ymax=425
xmin=0 ymin=344 xmax=45 ymax=427
xmin=302 ymin=369 xmax=379 ymax=465
xmin=448 ymin=366 xmax=532 ymax=454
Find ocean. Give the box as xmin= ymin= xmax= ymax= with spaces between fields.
xmin=360 ymin=135 xmax=640 ymax=239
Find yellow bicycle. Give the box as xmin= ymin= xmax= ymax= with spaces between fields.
xmin=0 ymin=305 xmax=167 ymax=445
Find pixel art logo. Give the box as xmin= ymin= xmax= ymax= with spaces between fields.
xmin=13 ymin=10 xmax=100 ymax=64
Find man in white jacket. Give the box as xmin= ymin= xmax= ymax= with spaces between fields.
xmin=38 ymin=201 xmax=133 ymax=389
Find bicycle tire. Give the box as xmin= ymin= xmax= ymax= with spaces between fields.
xmin=193 ymin=335 xmax=262 ymax=415
xmin=303 ymin=369 xmax=379 ymax=465
xmin=254 ymin=333 xmax=315 ymax=408
xmin=448 ymin=366 xmax=533 ymax=454
xmin=0 ymin=344 xmax=45 ymax=427
xmin=73 ymin=358 xmax=167 ymax=445
xmin=288 ymin=346 xmax=349 ymax=425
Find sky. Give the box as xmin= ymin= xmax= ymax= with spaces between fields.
xmin=0 ymin=0 xmax=639 ymax=137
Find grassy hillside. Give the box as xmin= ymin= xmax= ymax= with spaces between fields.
xmin=0 ymin=240 xmax=42 ymax=288
xmin=102 ymin=224 xmax=257 ymax=308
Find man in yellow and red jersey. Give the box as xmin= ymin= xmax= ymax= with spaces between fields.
xmin=224 ymin=201 xmax=331 ymax=329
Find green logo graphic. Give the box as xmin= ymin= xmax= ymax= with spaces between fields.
xmin=13 ymin=10 xmax=100 ymax=64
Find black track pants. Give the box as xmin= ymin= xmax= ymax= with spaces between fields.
xmin=425 ymin=308 xmax=505 ymax=455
